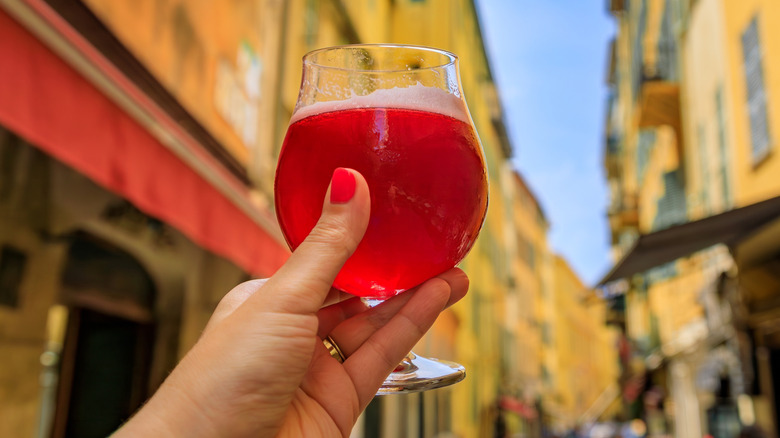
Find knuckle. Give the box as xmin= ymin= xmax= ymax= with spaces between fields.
xmin=216 ymin=278 xmax=267 ymax=309
xmin=307 ymin=218 xmax=359 ymax=258
xmin=366 ymin=338 xmax=398 ymax=371
xmin=398 ymin=311 xmax=427 ymax=339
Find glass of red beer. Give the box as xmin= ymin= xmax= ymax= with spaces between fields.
xmin=275 ymin=44 xmax=488 ymax=393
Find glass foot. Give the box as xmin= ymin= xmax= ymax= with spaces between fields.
xmin=377 ymin=351 xmax=465 ymax=395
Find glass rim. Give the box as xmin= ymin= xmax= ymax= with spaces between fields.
xmin=302 ymin=43 xmax=458 ymax=73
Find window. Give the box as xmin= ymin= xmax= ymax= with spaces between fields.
xmin=541 ymin=322 xmax=552 ymax=346
xmin=0 ymin=246 xmax=26 ymax=308
xmin=656 ymin=0 xmax=678 ymax=81
xmin=715 ymin=87 xmax=732 ymax=208
xmin=741 ymin=17 xmax=771 ymax=163
xmin=698 ymin=124 xmax=710 ymax=215
xmin=637 ymin=129 xmax=656 ymax=184
xmin=653 ymin=170 xmax=687 ymax=231
xmin=304 ymin=0 xmax=319 ymax=48
xmin=516 ymin=233 xmax=536 ymax=270
xmin=631 ymin=0 xmax=648 ymax=102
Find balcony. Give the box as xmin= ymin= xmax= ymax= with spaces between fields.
xmin=637 ymin=38 xmax=680 ymax=128
xmin=606 ymin=134 xmax=621 ymax=156
xmin=637 ymin=4 xmax=681 ymax=131
xmin=608 ymin=0 xmax=626 ymax=14
xmin=604 ymin=134 xmax=622 ymax=178
xmin=604 ymin=88 xmax=624 ymax=178
xmin=638 ymin=80 xmax=680 ymax=129
xmin=608 ymin=193 xmax=640 ymax=237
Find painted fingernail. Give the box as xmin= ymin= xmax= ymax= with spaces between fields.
xmin=330 ymin=168 xmax=356 ymax=204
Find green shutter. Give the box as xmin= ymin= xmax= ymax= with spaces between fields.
xmin=741 ymin=17 xmax=771 ymax=163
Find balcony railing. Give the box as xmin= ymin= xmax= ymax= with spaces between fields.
xmin=608 ymin=192 xmax=640 ymax=235
xmin=606 ymin=134 xmax=621 ymax=156
xmin=637 ymin=2 xmax=681 ymax=129
xmin=643 ymin=41 xmax=678 ymax=83
xmin=638 ymin=41 xmax=680 ymax=127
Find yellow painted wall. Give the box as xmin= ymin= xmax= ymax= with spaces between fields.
xmin=603 ymin=2 xmax=780 ymax=434
xmin=721 ymin=0 xmax=780 ymax=205
xmin=546 ymin=256 xmax=620 ymax=431
xmin=511 ymin=170 xmax=547 ymax=400
xmin=637 ymin=126 xmax=679 ymax=233
xmin=83 ymin=0 xmax=286 ymax=172
xmin=681 ymin=0 xmax=734 ymax=219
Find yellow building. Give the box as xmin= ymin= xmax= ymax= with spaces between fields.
xmin=721 ymin=0 xmax=780 ymax=206
xmin=497 ymin=169 xmax=549 ymax=437
xmin=602 ymin=0 xmax=780 ymax=437
xmin=542 ymin=255 xmax=621 ymax=433
xmin=715 ymin=0 xmax=780 ymax=433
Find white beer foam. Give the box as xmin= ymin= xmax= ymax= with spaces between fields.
xmin=290 ymin=83 xmax=470 ymax=124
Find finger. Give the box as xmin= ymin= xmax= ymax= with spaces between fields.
xmin=205 ymin=281 xmax=347 ymax=335
xmin=322 ymin=287 xmax=356 ymax=308
xmin=248 ymin=168 xmax=370 ymax=316
xmin=327 ymin=268 xmax=468 ymax=356
xmin=343 ymin=277 xmax=455 ymax=408
xmin=300 ymin=344 xmax=361 ymax=437
xmin=316 ymin=296 xmax=368 ymax=338
xmin=204 ymin=278 xmax=268 ymax=333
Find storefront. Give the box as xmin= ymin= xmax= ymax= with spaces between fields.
xmin=0 ymin=1 xmax=289 ymax=436
xmin=599 ymin=195 xmax=780 ymax=438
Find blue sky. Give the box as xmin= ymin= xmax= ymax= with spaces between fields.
xmin=475 ymin=0 xmax=616 ymax=285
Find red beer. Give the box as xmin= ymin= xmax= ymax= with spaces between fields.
xmin=275 ymin=106 xmax=488 ymax=299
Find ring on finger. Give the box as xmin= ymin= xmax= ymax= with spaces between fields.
xmin=323 ymin=335 xmax=346 ymax=363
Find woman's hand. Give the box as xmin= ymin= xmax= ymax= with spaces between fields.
xmin=114 ymin=169 xmax=469 ymax=437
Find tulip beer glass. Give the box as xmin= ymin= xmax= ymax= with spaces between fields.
xmin=274 ymin=44 xmax=488 ymax=393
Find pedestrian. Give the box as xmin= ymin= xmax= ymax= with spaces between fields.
xmin=112 ymin=169 xmax=469 ymax=437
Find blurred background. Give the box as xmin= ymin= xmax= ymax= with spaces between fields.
xmin=0 ymin=0 xmax=779 ymax=437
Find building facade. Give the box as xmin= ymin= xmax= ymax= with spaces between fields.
xmin=0 ymin=1 xmax=292 ymax=437
xmin=541 ymin=255 xmax=622 ymax=435
xmin=602 ymin=1 xmax=780 ymax=437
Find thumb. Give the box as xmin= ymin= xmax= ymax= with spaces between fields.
xmin=254 ymin=168 xmax=370 ymax=314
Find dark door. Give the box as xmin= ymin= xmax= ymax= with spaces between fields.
xmin=60 ymin=308 xmax=153 ymax=438
xmin=52 ymin=234 xmax=158 ymax=438
xmin=52 ymin=307 xmax=153 ymax=438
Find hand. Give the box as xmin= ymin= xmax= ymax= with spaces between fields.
xmin=114 ymin=168 xmax=469 ymax=437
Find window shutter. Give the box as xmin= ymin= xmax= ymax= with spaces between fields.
xmin=741 ymin=17 xmax=771 ymax=162
xmin=715 ymin=88 xmax=732 ymax=208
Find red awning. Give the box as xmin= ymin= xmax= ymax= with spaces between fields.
xmin=0 ymin=8 xmax=289 ymax=276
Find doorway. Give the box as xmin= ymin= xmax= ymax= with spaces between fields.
xmin=51 ymin=233 xmax=157 ymax=438
xmin=56 ymin=308 xmax=153 ymax=438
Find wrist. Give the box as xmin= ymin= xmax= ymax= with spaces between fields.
xmin=113 ymin=372 xmax=220 ymax=437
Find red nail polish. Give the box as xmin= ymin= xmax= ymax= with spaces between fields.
xmin=330 ymin=168 xmax=356 ymax=204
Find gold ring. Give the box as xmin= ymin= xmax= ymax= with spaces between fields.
xmin=323 ymin=335 xmax=346 ymax=363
